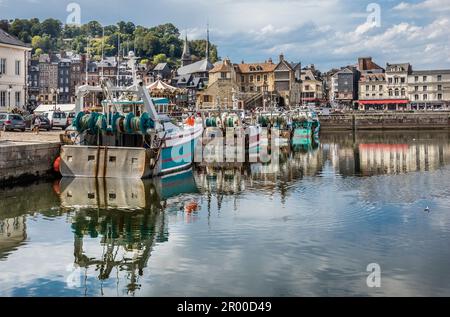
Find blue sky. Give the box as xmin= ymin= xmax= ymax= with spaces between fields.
xmin=1 ymin=0 xmax=449 ymax=71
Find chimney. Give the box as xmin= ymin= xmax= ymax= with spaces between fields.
xmin=268 ymin=57 xmax=273 ymax=63
xmin=279 ymin=53 xmax=284 ymax=62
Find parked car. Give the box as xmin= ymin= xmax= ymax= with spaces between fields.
xmin=67 ymin=112 xmax=76 ymax=126
xmin=0 ymin=113 xmax=26 ymax=132
xmin=43 ymin=111 xmax=68 ymax=129
xmin=23 ymin=115 xmax=52 ymax=131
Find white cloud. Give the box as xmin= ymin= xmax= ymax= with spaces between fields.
xmin=394 ymin=0 xmax=450 ymax=11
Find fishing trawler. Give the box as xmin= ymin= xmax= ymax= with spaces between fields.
xmin=201 ymin=109 xmax=263 ymax=154
xmin=59 ymin=52 xmax=203 ymax=179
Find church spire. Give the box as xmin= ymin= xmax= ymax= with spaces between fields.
xmin=181 ymin=32 xmax=192 ymax=67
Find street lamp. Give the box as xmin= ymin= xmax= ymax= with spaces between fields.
xmin=51 ymin=88 xmax=60 ymax=110
xmin=7 ymin=85 xmax=12 ymax=113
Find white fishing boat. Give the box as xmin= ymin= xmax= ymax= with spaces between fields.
xmin=59 ymin=52 xmax=203 ymax=179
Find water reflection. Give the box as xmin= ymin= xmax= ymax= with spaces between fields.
xmin=1 ymin=131 xmax=450 ymax=296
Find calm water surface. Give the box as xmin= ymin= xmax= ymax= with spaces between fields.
xmin=1 ymin=131 xmax=450 ymax=297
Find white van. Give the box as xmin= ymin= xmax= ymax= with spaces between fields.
xmin=43 ymin=111 xmax=68 ymax=129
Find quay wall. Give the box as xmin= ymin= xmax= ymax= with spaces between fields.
xmin=0 ymin=141 xmax=61 ymax=186
xmin=319 ymin=112 xmax=450 ymax=131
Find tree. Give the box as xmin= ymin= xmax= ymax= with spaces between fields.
xmin=40 ymin=18 xmax=62 ymax=38
xmin=81 ymin=21 xmax=103 ymax=37
xmin=153 ymin=53 xmax=167 ymax=65
xmin=34 ymin=48 xmax=43 ymax=57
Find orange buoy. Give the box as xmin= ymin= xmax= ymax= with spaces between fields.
xmin=53 ymin=156 xmax=61 ymax=173
xmin=184 ymin=201 xmax=199 ymax=213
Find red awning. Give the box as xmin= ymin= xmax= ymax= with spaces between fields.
xmin=359 ymin=99 xmax=409 ymax=105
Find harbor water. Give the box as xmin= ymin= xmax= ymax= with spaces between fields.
xmin=1 ymin=130 xmax=450 ymax=296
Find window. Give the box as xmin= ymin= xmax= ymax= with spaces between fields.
xmin=423 ymin=76 xmax=427 ymax=82
xmin=372 ymin=85 xmax=376 ymax=91
xmin=401 ymin=89 xmax=406 ymax=96
xmin=0 ymin=91 xmax=6 ymax=107
xmin=241 ymin=76 xmax=245 ymax=82
xmin=249 ymin=86 xmax=254 ymax=92
xmin=423 ymin=94 xmax=428 ymax=100
xmin=415 ymin=76 xmax=419 ymax=82
xmin=388 ymin=78 xmax=393 ymax=84
xmin=264 ymin=75 xmax=268 ymax=82
xmin=221 ymin=72 xmax=227 ymax=79
xmin=241 ymin=86 xmax=245 ymax=92
xmin=415 ymin=86 xmax=419 ymax=92
xmin=305 ymin=85 xmax=310 ymax=91
xmin=250 ymin=75 xmax=254 ymax=82
xmin=0 ymin=58 xmax=6 ymax=74
xmin=438 ymin=94 xmax=442 ymax=100
xmin=415 ymin=94 xmax=419 ymax=101
xmin=15 ymin=91 xmax=20 ymax=106
xmin=437 ymin=75 xmax=442 ymax=82
xmin=438 ymin=85 xmax=442 ymax=91
xmin=395 ymin=89 xmax=399 ymax=97
xmin=389 ymin=89 xmax=393 ymax=96
xmin=257 ymin=75 xmax=261 ymax=82
xmin=379 ymin=85 xmax=383 ymax=91
xmin=366 ymin=85 xmax=369 ymax=91
xmin=401 ymin=77 xmax=405 ymax=84
xmin=15 ymin=60 xmax=21 ymax=76
xmin=395 ymin=77 xmax=399 ymax=84
xmin=423 ymin=86 xmax=427 ymax=91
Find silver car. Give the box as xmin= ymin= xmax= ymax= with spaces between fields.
xmin=0 ymin=113 xmax=26 ymax=132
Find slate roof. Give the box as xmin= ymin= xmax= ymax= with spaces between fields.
xmin=0 ymin=28 xmax=30 ymax=48
xmin=177 ymin=59 xmax=213 ymax=76
xmin=154 ymin=63 xmax=169 ymax=71
xmin=411 ymin=70 xmax=450 ymax=75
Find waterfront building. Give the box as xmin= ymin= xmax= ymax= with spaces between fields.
xmin=196 ymin=58 xmax=240 ymax=109
xmin=151 ymin=62 xmax=172 ymax=80
xmin=0 ymin=28 xmax=31 ymax=112
xmin=58 ymin=57 xmax=72 ymax=104
xmin=300 ymin=64 xmax=325 ymax=107
xmin=357 ymin=57 xmax=388 ymax=110
xmin=331 ymin=66 xmax=360 ymax=109
xmin=27 ymin=59 xmax=40 ymax=110
xmin=236 ymin=59 xmax=276 ymax=109
xmin=69 ymin=54 xmax=82 ymax=103
xmin=384 ymin=63 xmax=411 ymax=110
xmin=273 ymin=54 xmax=302 ymax=108
xmin=408 ymin=69 xmax=450 ymax=110
xmin=38 ymin=54 xmax=59 ymax=105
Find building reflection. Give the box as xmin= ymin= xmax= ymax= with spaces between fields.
xmin=321 ymin=131 xmax=450 ymax=177
xmin=0 ymin=216 xmax=27 ymax=261
xmin=0 ymin=182 xmax=61 ymax=261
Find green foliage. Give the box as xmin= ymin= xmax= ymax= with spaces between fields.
xmin=2 ymin=19 xmax=218 ymax=66
xmin=153 ymin=53 xmax=167 ymax=65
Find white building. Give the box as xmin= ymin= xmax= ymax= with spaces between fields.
xmin=0 ymin=29 xmax=31 ymax=112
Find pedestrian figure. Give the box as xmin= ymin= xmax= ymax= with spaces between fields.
xmin=33 ymin=115 xmax=41 ymax=135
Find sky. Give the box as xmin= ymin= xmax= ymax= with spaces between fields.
xmin=1 ymin=0 xmax=450 ymax=71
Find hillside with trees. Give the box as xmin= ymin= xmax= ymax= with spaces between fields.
xmin=0 ymin=19 xmax=219 ymax=67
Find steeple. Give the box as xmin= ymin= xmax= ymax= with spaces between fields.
xmin=206 ymin=23 xmax=210 ymax=61
xmin=181 ymin=33 xmax=192 ymax=67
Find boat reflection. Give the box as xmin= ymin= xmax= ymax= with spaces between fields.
xmin=57 ymin=170 xmax=200 ymax=295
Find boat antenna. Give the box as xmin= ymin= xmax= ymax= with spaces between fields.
xmin=117 ymin=34 xmax=120 ymax=87
xmin=101 ymin=27 xmax=105 ymax=81
xmin=85 ymin=36 xmax=90 ymax=84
